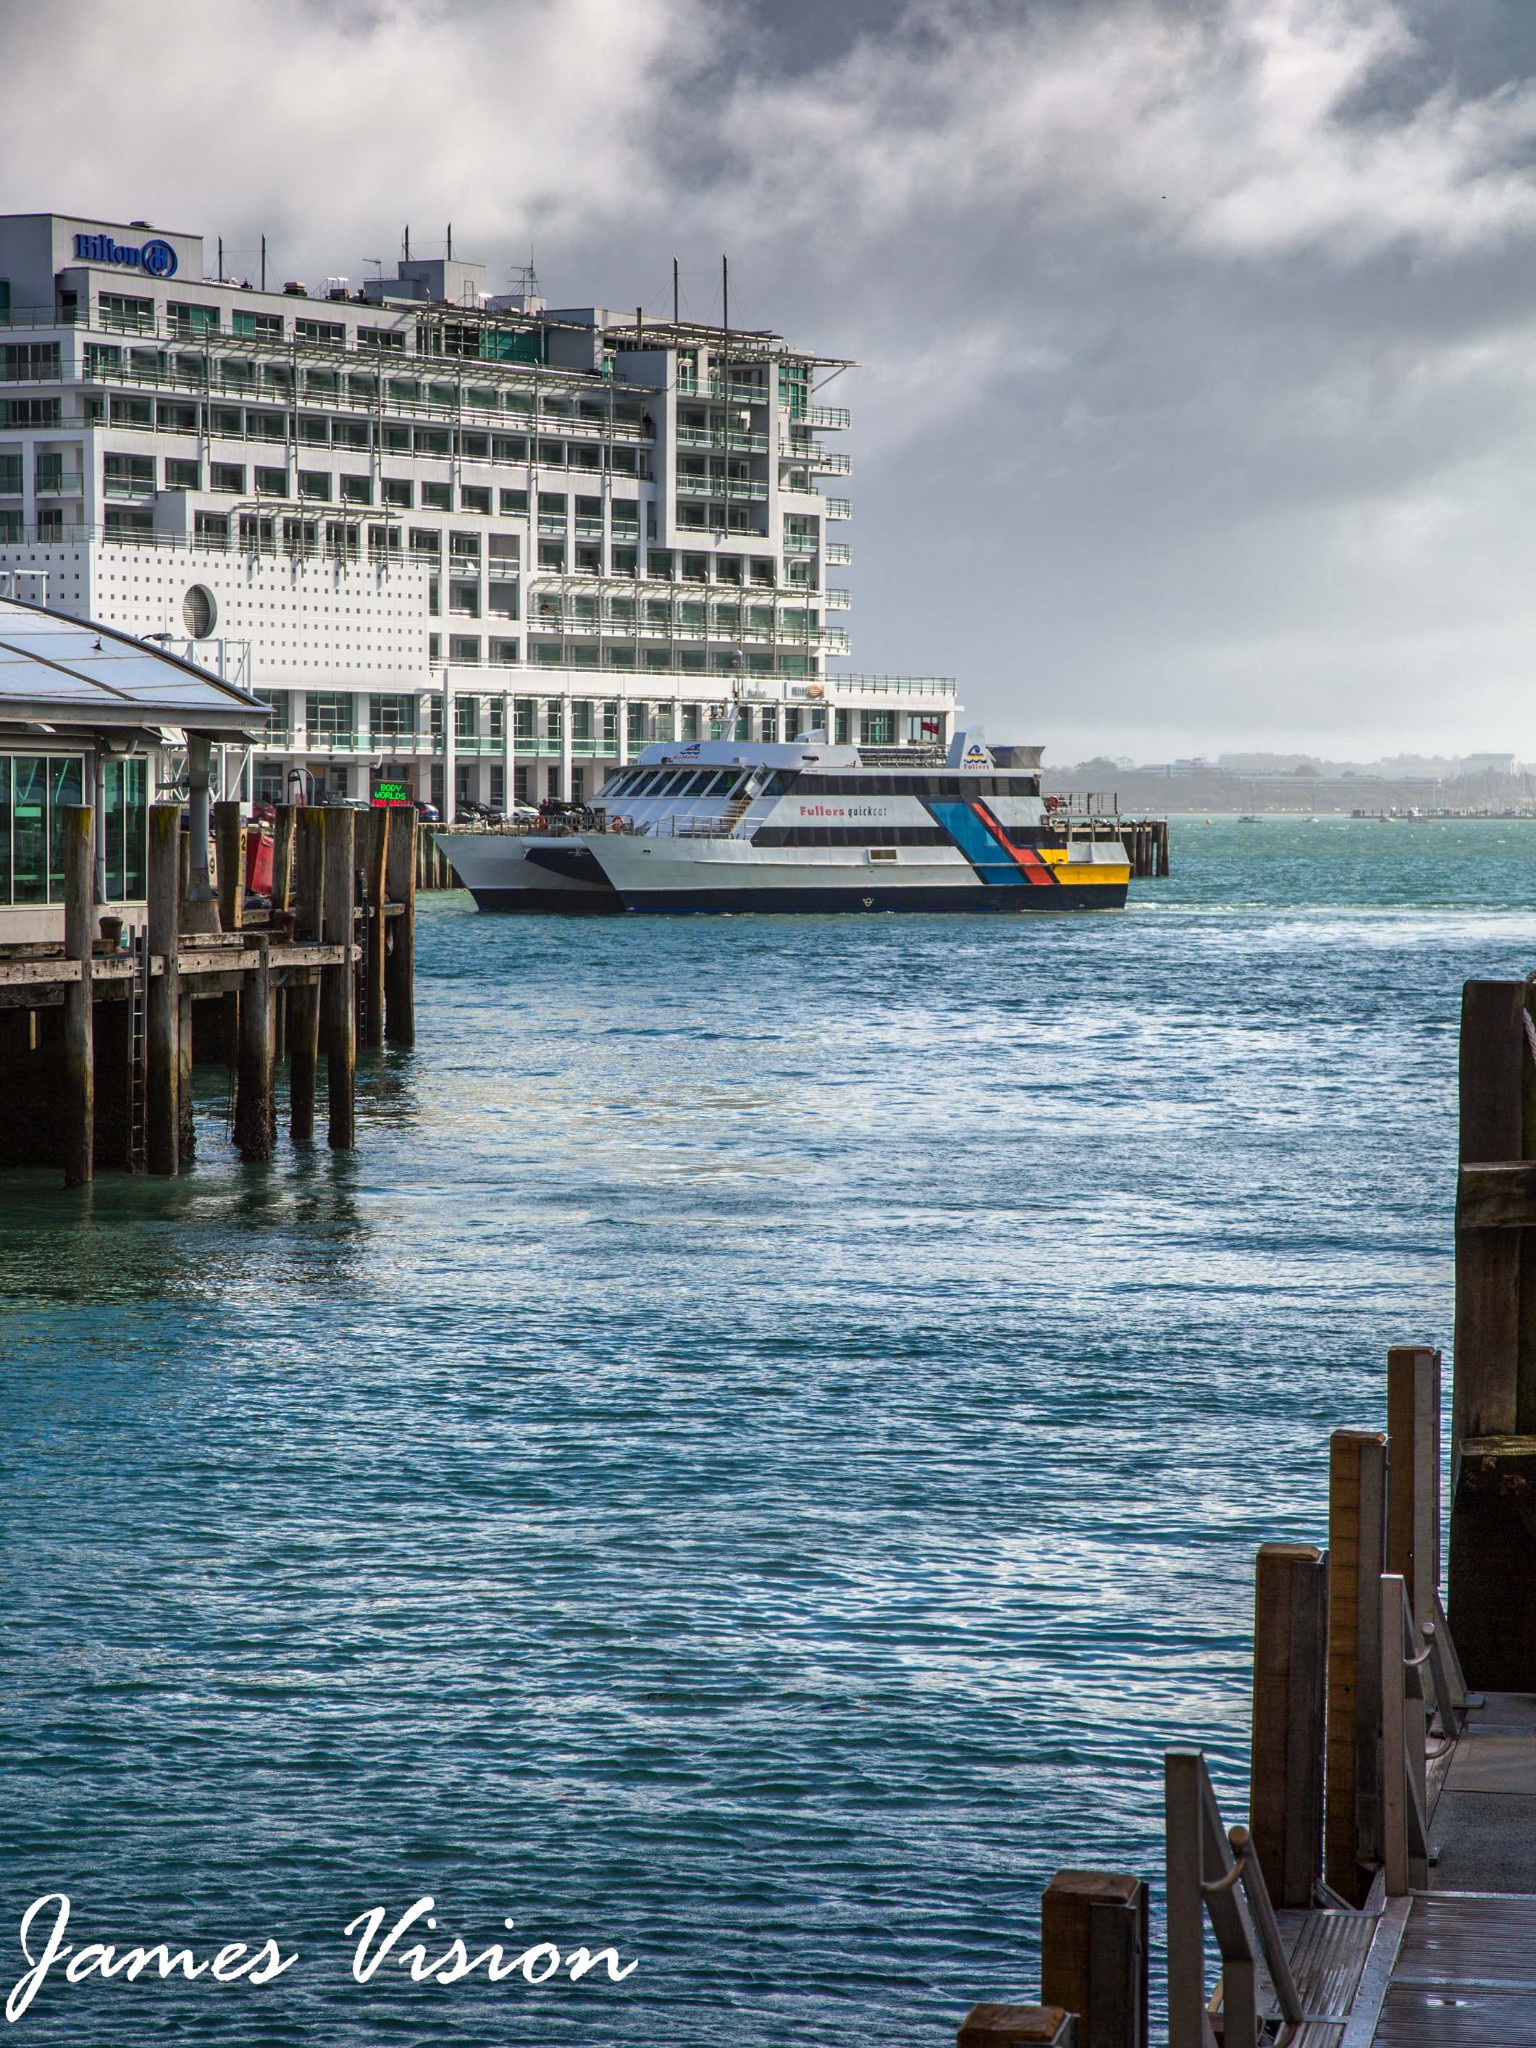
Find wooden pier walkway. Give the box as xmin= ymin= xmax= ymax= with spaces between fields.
xmin=951 ymin=978 xmax=1536 ymax=2048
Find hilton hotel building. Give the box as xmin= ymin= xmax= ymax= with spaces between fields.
xmin=0 ymin=212 xmax=956 ymax=815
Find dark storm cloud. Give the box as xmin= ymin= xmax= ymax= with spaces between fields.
xmin=4 ymin=0 xmax=1536 ymax=754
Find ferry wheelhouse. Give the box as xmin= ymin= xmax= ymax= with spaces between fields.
xmin=438 ymin=730 xmax=1131 ymax=914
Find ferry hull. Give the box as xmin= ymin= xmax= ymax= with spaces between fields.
xmin=434 ymin=830 xmax=622 ymax=913
xmin=608 ymin=882 xmax=1128 ymax=914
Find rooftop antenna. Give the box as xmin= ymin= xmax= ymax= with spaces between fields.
xmin=404 ymin=225 xmax=410 ymax=262
xmin=217 ymin=235 xmax=223 ymax=281
xmin=447 ymin=222 xmax=453 ymax=261
xmin=260 ymin=235 xmax=267 ymax=292
xmin=673 ymin=256 xmax=679 ymax=325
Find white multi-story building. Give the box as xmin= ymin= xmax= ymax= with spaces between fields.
xmin=0 ymin=212 xmax=956 ymax=818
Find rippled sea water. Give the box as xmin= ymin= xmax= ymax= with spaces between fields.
xmin=5 ymin=816 xmax=1535 ymax=2044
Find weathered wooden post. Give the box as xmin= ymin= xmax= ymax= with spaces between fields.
xmin=958 ymin=2007 xmax=1077 ymax=2046
xmin=233 ymin=937 xmax=274 ymax=1162
xmin=1325 ymin=1430 xmax=1388 ymax=1905
xmin=361 ymin=808 xmax=388 ymax=1050
xmin=1250 ymin=1542 xmax=1327 ymax=1909
xmin=177 ymin=984 xmax=196 ymax=1163
xmin=214 ymin=798 xmax=245 ymax=932
xmin=288 ymin=807 xmax=325 ymax=1142
xmin=384 ymin=808 xmax=416 ymax=1046
xmin=271 ymin=804 xmax=297 ymax=913
xmin=145 ymin=804 xmax=180 ymax=1175
xmin=1387 ymin=1346 xmax=1441 ymax=1634
xmin=61 ymin=804 xmax=95 ymax=1188
xmin=1449 ymin=979 xmax=1536 ymax=1688
xmin=322 ymin=807 xmax=356 ymax=1149
xmin=1041 ymin=1871 xmax=1146 ymax=2048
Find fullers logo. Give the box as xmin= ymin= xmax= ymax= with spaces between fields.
xmin=73 ymin=232 xmax=178 ymax=279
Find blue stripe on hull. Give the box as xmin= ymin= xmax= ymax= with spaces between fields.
xmin=614 ymin=884 xmax=1126 ymax=915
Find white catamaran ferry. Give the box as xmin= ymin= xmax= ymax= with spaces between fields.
xmin=437 ymin=729 xmax=1131 ymax=914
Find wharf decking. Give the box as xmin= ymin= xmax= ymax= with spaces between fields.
xmin=0 ymin=800 xmax=417 ymax=1184
xmin=952 ymin=978 xmax=1536 ymax=2048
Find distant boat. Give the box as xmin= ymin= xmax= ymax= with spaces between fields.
xmin=1237 ymin=814 xmax=1263 ymax=824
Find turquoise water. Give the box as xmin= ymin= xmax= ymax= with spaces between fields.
xmin=4 ymin=818 xmax=1534 ymax=2042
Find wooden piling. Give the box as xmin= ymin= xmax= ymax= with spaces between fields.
xmin=1387 ymin=1346 xmax=1441 ymax=1634
xmin=361 ymin=808 xmax=388 ymax=1050
xmin=385 ymin=808 xmax=416 ymax=1046
xmin=1324 ymin=1430 xmax=1388 ymax=1905
xmin=1454 ymin=979 xmax=1524 ymax=1448
xmin=288 ymin=807 xmax=325 ymax=1142
xmin=178 ymin=991 xmax=196 ymax=1163
xmin=214 ymin=798 xmax=245 ymax=932
xmin=61 ymin=804 xmax=94 ymax=1188
xmin=233 ymin=937 xmax=274 ymax=1162
xmin=1249 ymin=1543 xmax=1327 ymax=1909
xmin=271 ymin=804 xmax=296 ymax=913
xmin=145 ymin=804 xmax=181 ymax=1175
xmin=1041 ymin=1870 xmax=1147 ymax=2048
xmin=321 ymin=808 xmax=356 ymax=1149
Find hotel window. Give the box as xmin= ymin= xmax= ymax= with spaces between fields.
xmin=358 ymin=327 xmax=405 ymax=351
xmin=648 ymin=550 xmax=674 ymax=580
xmin=232 ymin=310 xmax=283 ymax=341
xmin=421 ymin=481 xmax=452 ymax=511
xmin=0 ymin=513 xmax=19 ymax=546
xmin=538 ymin=541 xmax=565 ymax=570
xmin=416 ymin=430 xmax=451 ymax=459
xmin=194 ymin=510 xmax=230 ymax=545
xmin=490 ymin=765 xmax=505 ymax=809
xmin=450 ymin=531 xmax=481 ymax=562
xmin=428 ymin=639 xmax=441 ymax=670
xmin=409 ymin=528 xmax=441 ymax=561
xmin=108 ymin=395 xmax=152 ymax=427
xmin=168 ymin=302 xmax=219 ymax=337
xmin=488 ymin=582 xmax=518 ymax=619
xmin=514 ymin=698 xmax=536 ymax=739
xmin=449 ymin=636 xmax=481 ymax=665
xmin=282 ymin=517 xmax=319 ymax=554
xmin=211 ymin=462 xmax=246 ymax=493
xmin=325 ymin=521 xmax=361 ymax=559
xmin=340 ymin=475 xmax=372 ymax=506
xmin=298 ymin=415 xmax=330 ymax=444
xmin=0 ymin=453 xmax=18 ymax=495
xmin=429 ymin=576 xmax=440 ymax=615
xmin=305 ymin=692 xmax=355 ymax=741
xmin=493 ymin=435 xmax=528 ymax=462
xmin=333 ymin=420 xmax=370 ymax=450
xmin=369 ymin=694 xmax=416 ymax=741
xmin=460 ymin=485 xmax=491 ymax=514
xmin=611 ymin=499 xmax=640 ymax=540
xmin=449 ymin=580 xmax=480 ymax=617
xmin=103 ymin=454 xmax=154 ymax=497
xmin=297 ymin=471 xmax=331 ymax=500
xmin=861 ymin=711 xmax=895 ymax=746
xmin=157 ymin=401 xmax=198 ymax=433
xmin=295 ymin=319 xmax=346 ymax=349
xmin=458 ymin=433 xmax=490 ymax=460
xmin=255 ymin=466 xmax=287 ymax=495
xmin=499 ymin=488 xmax=528 ymax=516
xmin=488 ymin=533 xmax=519 ymax=564
xmin=238 ymin=513 xmax=275 ymax=552
xmin=367 ymin=523 xmax=402 ymax=560
xmin=545 ymin=700 xmax=563 ymax=742
xmin=490 ymin=638 xmax=520 ymax=665
xmin=382 ymin=478 xmax=413 ymax=508
xmin=381 ymin=425 xmax=412 ymax=454
xmin=104 ymin=508 xmax=153 ymax=538
xmin=681 ymin=554 xmax=709 ymax=582
xmin=99 ymin=293 xmax=153 ymax=333
xmin=82 ymin=343 xmax=121 ymax=378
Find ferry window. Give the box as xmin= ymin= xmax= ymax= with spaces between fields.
xmin=675 ymin=772 xmax=713 ymax=796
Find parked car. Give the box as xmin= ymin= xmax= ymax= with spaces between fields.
xmin=412 ymin=800 xmax=441 ymax=823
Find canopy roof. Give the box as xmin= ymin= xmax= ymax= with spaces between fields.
xmin=0 ymin=597 xmax=267 ymax=736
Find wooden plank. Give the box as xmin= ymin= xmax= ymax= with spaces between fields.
xmin=145 ymin=804 xmax=180 ymax=1176
xmin=60 ymin=805 xmax=94 ymax=1188
xmin=271 ymin=804 xmax=296 ymax=913
xmin=1326 ymin=1432 xmax=1388 ymax=1906
xmin=1457 ymin=1162 xmax=1536 ymax=1229
xmin=1460 ymin=981 xmax=1525 ymax=1163
xmin=957 ymin=2007 xmax=1076 ymax=2045
xmin=1251 ymin=1542 xmax=1327 ymax=1909
xmin=0 ymin=959 xmax=82 ymax=986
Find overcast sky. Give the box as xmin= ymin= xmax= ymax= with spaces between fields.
xmin=6 ymin=0 xmax=1536 ymax=759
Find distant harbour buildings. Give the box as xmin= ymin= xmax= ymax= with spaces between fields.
xmin=0 ymin=212 xmax=957 ymax=819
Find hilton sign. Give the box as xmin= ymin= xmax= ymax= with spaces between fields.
xmin=72 ymin=232 xmax=178 ymax=279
